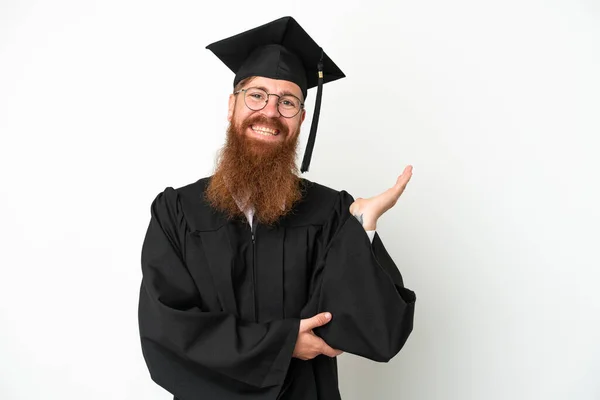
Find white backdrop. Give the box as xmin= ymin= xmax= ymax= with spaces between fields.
xmin=1 ymin=1 xmax=599 ymax=399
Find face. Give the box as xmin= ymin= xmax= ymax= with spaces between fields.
xmin=207 ymin=76 xmax=305 ymax=225
xmin=227 ymin=76 xmax=306 ymax=145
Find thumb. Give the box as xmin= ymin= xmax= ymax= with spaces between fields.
xmin=302 ymin=312 xmax=332 ymax=331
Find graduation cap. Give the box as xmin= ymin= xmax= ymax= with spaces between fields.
xmin=206 ymin=16 xmax=345 ymax=173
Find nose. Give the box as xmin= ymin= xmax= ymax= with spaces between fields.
xmin=260 ymin=95 xmax=281 ymax=118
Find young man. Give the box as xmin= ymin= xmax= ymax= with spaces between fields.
xmin=138 ymin=16 xmax=416 ymax=400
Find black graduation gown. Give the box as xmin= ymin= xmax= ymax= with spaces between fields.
xmin=138 ymin=177 xmax=416 ymax=400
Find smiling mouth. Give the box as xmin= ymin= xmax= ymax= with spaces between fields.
xmin=250 ymin=125 xmax=280 ymax=136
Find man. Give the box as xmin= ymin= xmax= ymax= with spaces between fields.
xmin=138 ymin=16 xmax=416 ymax=400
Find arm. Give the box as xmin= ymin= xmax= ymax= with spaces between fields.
xmin=138 ymin=188 xmax=299 ymax=399
xmin=300 ymin=189 xmax=416 ymax=363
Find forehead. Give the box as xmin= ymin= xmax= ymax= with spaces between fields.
xmin=246 ymin=76 xmax=303 ymax=99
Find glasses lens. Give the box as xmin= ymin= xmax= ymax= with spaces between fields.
xmin=244 ymin=88 xmax=268 ymax=110
xmin=278 ymin=95 xmax=301 ymax=118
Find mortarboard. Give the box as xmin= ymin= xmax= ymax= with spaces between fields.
xmin=206 ymin=16 xmax=345 ymax=173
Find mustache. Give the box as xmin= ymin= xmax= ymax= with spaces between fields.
xmin=240 ymin=114 xmax=289 ymax=136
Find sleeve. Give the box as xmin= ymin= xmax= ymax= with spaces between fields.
xmin=300 ymin=190 xmax=416 ymax=363
xmin=138 ymin=187 xmax=300 ymax=400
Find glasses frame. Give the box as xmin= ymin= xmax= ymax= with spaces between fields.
xmin=233 ymin=87 xmax=305 ymax=118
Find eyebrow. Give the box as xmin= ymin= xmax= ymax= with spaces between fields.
xmin=255 ymin=86 xmax=303 ymax=101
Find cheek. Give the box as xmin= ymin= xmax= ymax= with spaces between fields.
xmin=231 ymin=108 xmax=250 ymax=129
xmin=286 ymin=120 xmax=301 ymax=138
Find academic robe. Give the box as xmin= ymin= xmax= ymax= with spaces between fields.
xmin=138 ymin=177 xmax=416 ymax=400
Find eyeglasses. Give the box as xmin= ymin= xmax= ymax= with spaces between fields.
xmin=233 ymin=87 xmax=304 ymax=118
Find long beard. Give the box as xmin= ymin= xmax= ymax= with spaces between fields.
xmin=205 ymin=114 xmax=302 ymax=226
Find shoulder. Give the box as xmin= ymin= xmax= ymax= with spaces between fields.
xmin=174 ymin=176 xmax=211 ymax=203
xmin=151 ymin=177 xmax=209 ymax=209
xmin=153 ymin=176 xmax=226 ymax=232
xmin=150 ymin=177 xmax=355 ymax=230
xmin=301 ymin=178 xmax=355 ymax=206
xmin=300 ymin=178 xmax=338 ymax=198
xmin=282 ymin=179 xmax=355 ymax=227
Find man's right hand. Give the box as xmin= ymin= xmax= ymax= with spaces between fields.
xmin=292 ymin=312 xmax=344 ymax=360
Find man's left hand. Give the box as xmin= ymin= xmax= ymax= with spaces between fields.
xmin=349 ymin=165 xmax=413 ymax=230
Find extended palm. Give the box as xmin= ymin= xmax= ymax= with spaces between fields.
xmin=349 ymin=165 xmax=413 ymax=230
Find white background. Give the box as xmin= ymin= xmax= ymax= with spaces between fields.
xmin=1 ymin=1 xmax=599 ymax=399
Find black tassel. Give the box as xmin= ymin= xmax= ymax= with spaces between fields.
xmin=300 ymin=49 xmax=324 ymax=173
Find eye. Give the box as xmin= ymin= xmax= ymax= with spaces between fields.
xmin=246 ymin=90 xmax=267 ymax=101
xmin=280 ymin=97 xmax=298 ymax=108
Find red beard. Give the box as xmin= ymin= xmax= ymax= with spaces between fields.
xmin=205 ymin=113 xmax=302 ymax=226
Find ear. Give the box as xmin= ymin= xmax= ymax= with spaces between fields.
xmin=300 ymin=109 xmax=306 ymax=124
xmin=227 ymin=94 xmax=236 ymax=122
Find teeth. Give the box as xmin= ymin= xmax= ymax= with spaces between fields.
xmin=251 ymin=125 xmax=278 ymax=135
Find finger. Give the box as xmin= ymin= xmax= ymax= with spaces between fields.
xmin=396 ymin=166 xmax=413 ymax=186
xmin=384 ymin=167 xmax=412 ymax=197
xmin=329 ymin=347 xmax=344 ymax=357
xmin=301 ymin=312 xmax=332 ymax=331
xmin=394 ymin=166 xmax=413 ymax=193
xmin=320 ymin=342 xmax=342 ymax=358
